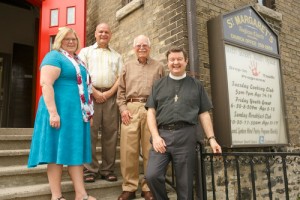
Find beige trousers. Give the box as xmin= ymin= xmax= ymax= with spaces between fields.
xmin=120 ymin=102 xmax=151 ymax=192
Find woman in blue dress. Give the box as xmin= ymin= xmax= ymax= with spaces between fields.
xmin=28 ymin=27 xmax=96 ymax=200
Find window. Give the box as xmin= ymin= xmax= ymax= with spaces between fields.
xmin=50 ymin=35 xmax=56 ymax=50
xmin=50 ymin=9 xmax=59 ymax=27
xmin=67 ymin=7 xmax=75 ymax=25
xmin=258 ymin=0 xmax=275 ymax=9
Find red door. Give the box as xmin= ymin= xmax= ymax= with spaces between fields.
xmin=35 ymin=0 xmax=86 ymax=110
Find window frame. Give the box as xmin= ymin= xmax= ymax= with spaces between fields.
xmin=259 ymin=0 xmax=275 ymax=9
xmin=123 ymin=0 xmax=133 ymax=6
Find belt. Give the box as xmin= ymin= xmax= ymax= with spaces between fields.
xmin=127 ymin=97 xmax=147 ymax=103
xmin=94 ymin=87 xmax=111 ymax=92
xmin=158 ymin=122 xmax=193 ymax=130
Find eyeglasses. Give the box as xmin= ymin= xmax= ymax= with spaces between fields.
xmin=63 ymin=38 xmax=77 ymax=42
xmin=135 ymin=44 xmax=149 ymax=49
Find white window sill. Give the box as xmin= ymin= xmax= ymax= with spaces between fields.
xmin=116 ymin=0 xmax=144 ymax=21
xmin=254 ymin=3 xmax=282 ymax=22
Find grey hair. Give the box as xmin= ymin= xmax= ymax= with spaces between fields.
xmin=133 ymin=35 xmax=151 ymax=47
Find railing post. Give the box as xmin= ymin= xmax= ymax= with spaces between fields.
xmin=281 ymin=155 xmax=290 ymax=200
xmin=195 ymin=141 xmax=207 ymax=200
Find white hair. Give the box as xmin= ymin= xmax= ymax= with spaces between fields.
xmin=133 ymin=35 xmax=151 ymax=47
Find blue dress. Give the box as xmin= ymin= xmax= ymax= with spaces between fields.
xmin=28 ymin=50 xmax=92 ymax=168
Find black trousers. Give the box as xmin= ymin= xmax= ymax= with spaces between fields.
xmin=146 ymin=125 xmax=197 ymax=200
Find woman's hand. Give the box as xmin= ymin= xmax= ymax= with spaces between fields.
xmin=50 ymin=113 xmax=60 ymax=129
xmin=90 ymin=117 xmax=93 ymax=127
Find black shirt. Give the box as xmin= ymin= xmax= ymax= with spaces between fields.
xmin=145 ymin=75 xmax=213 ymax=126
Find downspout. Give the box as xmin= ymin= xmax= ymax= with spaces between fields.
xmin=186 ymin=1 xmax=205 ymax=200
xmin=186 ymin=0 xmax=199 ymax=78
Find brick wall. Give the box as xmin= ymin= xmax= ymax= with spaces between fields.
xmin=86 ymin=0 xmax=188 ymax=66
xmin=275 ymin=0 xmax=300 ymax=146
xmin=85 ymin=0 xmax=99 ymax=45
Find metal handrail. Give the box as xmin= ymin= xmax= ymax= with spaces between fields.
xmin=166 ymin=142 xmax=300 ymax=200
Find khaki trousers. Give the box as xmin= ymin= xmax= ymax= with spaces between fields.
xmin=120 ymin=102 xmax=151 ymax=192
xmin=84 ymin=93 xmax=119 ymax=175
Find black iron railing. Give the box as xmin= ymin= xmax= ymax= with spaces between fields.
xmin=166 ymin=142 xmax=300 ymax=200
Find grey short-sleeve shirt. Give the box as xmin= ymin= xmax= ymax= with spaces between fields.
xmin=145 ymin=76 xmax=213 ymax=126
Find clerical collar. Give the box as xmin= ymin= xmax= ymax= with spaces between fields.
xmin=169 ymin=72 xmax=186 ymax=80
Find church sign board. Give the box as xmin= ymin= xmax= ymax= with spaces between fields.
xmin=207 ymin=6 xmax=288 ymax=147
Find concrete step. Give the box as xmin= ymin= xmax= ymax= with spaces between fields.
xmin=0 ymin=128 xmax=178 ymax=200
xmin=0 ymin=131 xmax=120 ymax=151
xmin=0 ymin=158 xmax=147 ymax=189
xmin=0 ymin=128 xmax=33 ymax=135
xmin=0 ymin=149 xmax=30 ymax=166
xmin=0 ymin=177 xmax=177 ymax=200
xmin=0 ymin=129 xmax=32 ymax=151
xmin=0 ymin=135 xmax=32 ymax=150
xmin=0 ymin=165 xmax=49 ymax=189
xmin=0 ymin=160 xmax=128 ymax=188
xmin=0 ymin=179 xmax=122 ymax=200
xmin=0 ymin=146 xmax=121 ymax=167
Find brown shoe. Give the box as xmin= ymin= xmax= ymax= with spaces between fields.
xmin=141 ymin=191 xmax=154 ymax=200
xmin=118 ymin=191 xmax=136 ymax=200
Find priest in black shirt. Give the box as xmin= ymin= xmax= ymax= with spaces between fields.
xmin=145 ymin=47 xmax=222 ymax=200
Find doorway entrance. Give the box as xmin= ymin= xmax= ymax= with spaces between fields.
xmin=0 ymin=0 xmax=86 ymax=128
xmin=0 ymin=1 xmax=39 ymax=127
xmin=0 ymin=44 xmax=35 ymax=127
xmin=10 ymin=44 xmax=35 ymax=127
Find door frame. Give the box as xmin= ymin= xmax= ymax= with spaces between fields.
xmin=35 ymin=0 xmax=86 ymax=111
xmin=0 ymin=53 xmax=11 ymax=127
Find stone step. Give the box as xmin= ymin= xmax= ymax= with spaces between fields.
xmin=0 ymin=177 xmax=177 ymax=200
xmin=0 ymin=146 xmax=121 ymax=167
xmin=0 ymin=165 xmax=50 ymax=189
xmin=0 ymin=157 xmax=147 ymax=189
xmin=0 ymin=128 xmax=177 ymax=200
xmin=0 ymin=128 xmax=33 ymax=135
xmin=0 ymin=179 xmax=122 ymax=200
xmin=0 ymin=135 xmax=32 ymax=150
xmin=0 ymin=160 xmax=128 ymax=189
xmin=0 ymin=149 xmax=30 ymax=166
xmin=0 ymin=132 xmax=120 ymax=151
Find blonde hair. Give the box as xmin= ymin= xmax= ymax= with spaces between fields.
xmin=52 ymin=27 xmax=81 ymax=51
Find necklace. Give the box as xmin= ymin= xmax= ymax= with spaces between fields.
xmin=59 ymin=49 xmax=94 ymax=122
